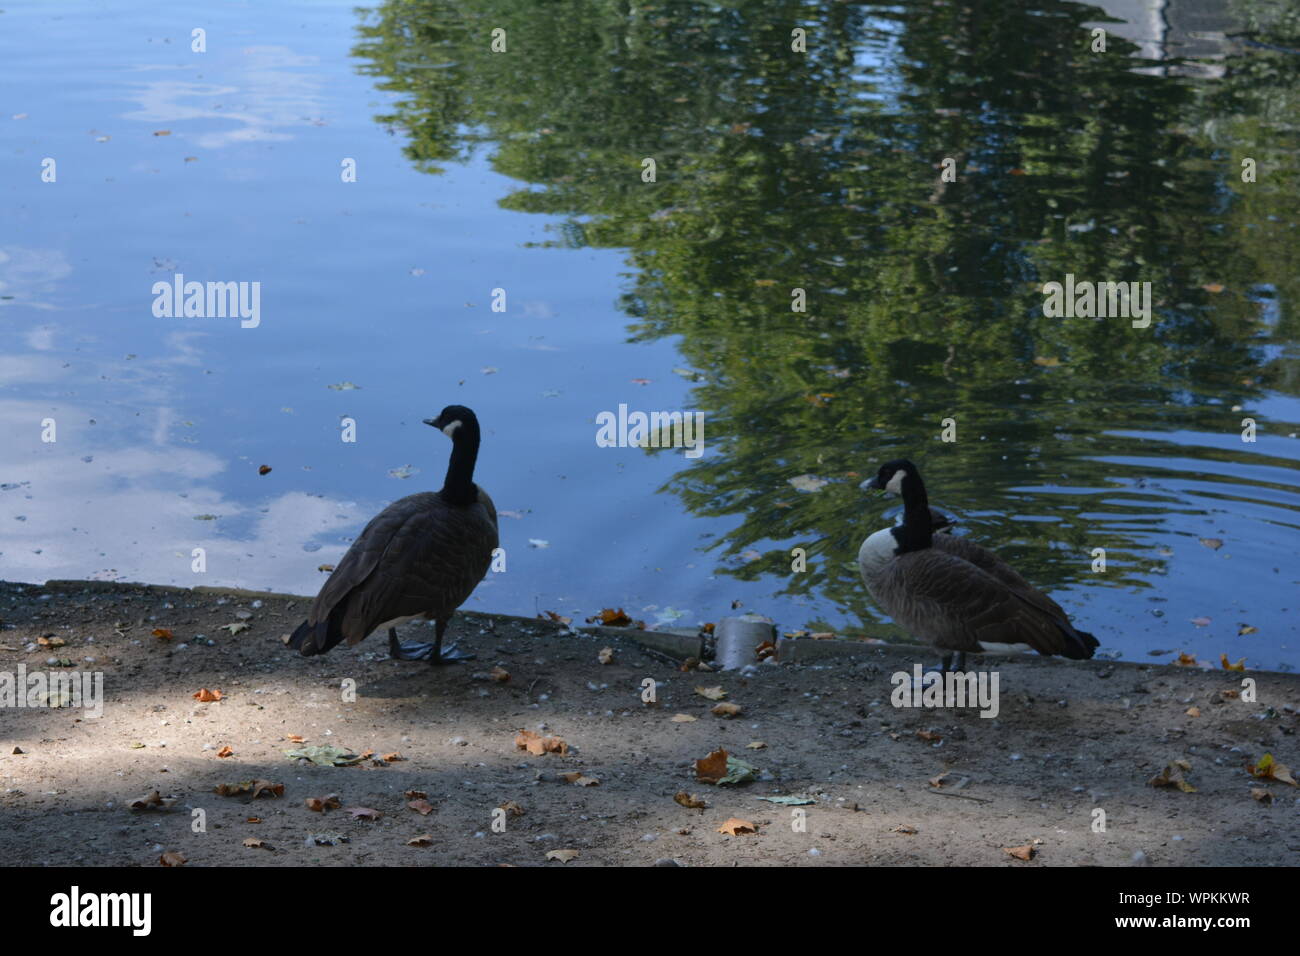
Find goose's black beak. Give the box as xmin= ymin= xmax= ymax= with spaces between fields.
xmin=860 ymin=476 xmax=884 ymax=492
xmin=422 ymin=417 xmax=442 ymax=429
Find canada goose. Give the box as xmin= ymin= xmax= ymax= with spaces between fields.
xmin=288 ymin=405 xmax=498 ymax=665
xmin=858 ymin=459 xmax=1098 ymax=672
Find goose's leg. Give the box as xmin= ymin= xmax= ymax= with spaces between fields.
xmin=952 ymin=651 xmax=967 ymax=672
xmin=924 ymin=653 xmax=955 ymax=676
xmin=388 ymin=622 xmax=475 ymax=664
xmin=428 ymin=618 xmax=474 ymax=665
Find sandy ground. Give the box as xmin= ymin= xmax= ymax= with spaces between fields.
xmin=1 ymin=579 xmax=1296 ymax=867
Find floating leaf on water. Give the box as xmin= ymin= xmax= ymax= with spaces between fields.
xmin=788 ymin=474 xmax=829 ymax=493
xmin=1199 ymin=538 xmax=1224 ymax=550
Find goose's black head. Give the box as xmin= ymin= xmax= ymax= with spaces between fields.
xmin=424 ymin=405 xmax=479 ymax=440
xmin=859 ymin=458 xmax=919 ymax=497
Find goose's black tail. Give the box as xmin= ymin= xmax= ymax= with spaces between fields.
xmin=1061 ymin=628 xmax=1100 ymax=660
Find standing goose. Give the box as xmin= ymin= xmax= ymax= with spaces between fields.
xmin=288 ymin=405 xmax=498 ymax=665
xmin=857 ymin=459 xmax=1098 ymax=672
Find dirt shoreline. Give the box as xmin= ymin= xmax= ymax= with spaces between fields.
xmin=1 ymin=578 xmax=1296 ymax=866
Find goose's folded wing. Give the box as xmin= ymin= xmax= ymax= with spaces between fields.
xmin=931 ymin=535 xmax=1069 ymax=622
xmin=340 ymin=497 xmax=499 ymax=642
xmin=880 ymin=550 xmax=1074 ymax=655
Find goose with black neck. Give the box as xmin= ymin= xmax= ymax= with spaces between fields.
xmin=858 ymin=458 xmax=1099 ymax=673
xmin=287 ymin=404 xmax=499 ymax=666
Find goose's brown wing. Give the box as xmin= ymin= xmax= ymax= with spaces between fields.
xmin=931 ymin=534 xmax=1069 ymax=622
xmin=305 ymin=491 xmax=497 ymax=646
xmin=875 ymin=549 xmax=1076 ymax=655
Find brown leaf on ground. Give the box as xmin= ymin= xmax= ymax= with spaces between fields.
xmin=586 ymin=608 xmax=632 ymax=627
xmin=242 ymin=837 xmax=270 ymax=850
xmin=498 ymin=801 xmax=525 ymax=817
xmin=540 ymin=610 xmax=572 ymax=626
xmin=717 ymin=818 xmax=757 ymax=835
xmin=286 ymin=734 xmax=306 ymax=743
xmin=347 ymin=807 xmax=383 ymax=820
xmin=1220 ymin=654 xmax=1246 ymax=671
xmin=404 ymin=790 xmax=427 ymax=800
xmin=1247 ymin=753 xmax=1297 ymax=786
xmin=214 ymin=780 xmax=283 ymax=799
xmin=1251 ymin=788 xmax=1273 ymax=804
xmin=192 ymin=688 xmax=223 ymax=702
xmin=1185 ymin=707 xmax=1201 ymax=718
xmin=546 ymin=849 xmax=579 ymax=863
xmin=305 ymin=794 xmax=341 ymax=813
xmin=1174 ymin=653 xmax=1198 ymax=666
xmin=407 ymin=834 xmax=434 ymax=847
xmin=150 ymin=628 xmax=173 ymax=641
xmin=245 ymin=817 xmax=262 ymax=824
xmin=928 ymin=771 xmax=953 ymax=788
xmin=674 ymin=791 xmax=708 ymax=810
xmin=1148 ymin=760 xmax=1197 ymax=793
xmin=695 ymin=686 xmax=726 ymax=701
xmin=159 ymin=851 xmax=186 ymax=866
xmin=561 ymin=772 xmax=600 ymax=787
xmin=216 ymin=745 xmax=234 ymax=758
xmin=514 ymin=729 xmax=567 ymax=756
xmin=597 ymin=647 xmax=614 ymax=665
xmin=129 ymin=790 xmax=177 ymax=811
xmin=489 ymin=666 xmax=510 ymax=682
xmin=916 ymin=729 xmax=943 ymax=742
xmin=695 ymin=748 xmax=730 ymax=784
xmin=1221 ymin=689 xmax=1240 ymax=699
xmin=891 ymin=824 xmax=918 ymax=834
xmin=382 ymin=752 xmax=405 ymax=762
xmin=1003 ymin=844 xmax=1036 ymax=861
xmin=670 ymin=714 xmax=697 ymax=723
xmin=408 ymin=799 xmax=435 ymax=815
xmin=712 ymin=702 xmax=743 ymax=718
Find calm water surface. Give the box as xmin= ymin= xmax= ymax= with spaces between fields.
xmin=2 ymin=0 xmax=1298 ymax=668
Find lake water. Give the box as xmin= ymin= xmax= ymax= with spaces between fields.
xmin=2 ymin=0 xmax=1297 ymax=669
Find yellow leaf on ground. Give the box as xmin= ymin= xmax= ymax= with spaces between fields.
xmin=674 ymin=791 xmax=707 ymax=810
xmin=546 ymin=849 xmax=579 ymax=863
xmin=717 ymin=817 xmax=756 ymax=835
xmin=695 ymin=686 xmax=726 ymax=701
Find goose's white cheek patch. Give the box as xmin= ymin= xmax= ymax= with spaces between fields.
xmin=885 ymin=470 xmax=907 ymax=495
xmin=441 ymin=420 xmax=463 ymax=436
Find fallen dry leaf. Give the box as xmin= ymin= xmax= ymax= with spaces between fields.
xmin=129 ymin=790 xmax=177 ymax=811
xmin=561 ymin=772 xmax=600 ymax=787
xmin=694 ymin=748 xmax=730 ymax=784
xmin=695 ymin=686 xmax=727 ymax=701
xmin=192 ymin=688 xmax=223 ymax=702
xmin=1003 ymin=844 xmax=1036 ymax=861
xmin=891 ymin=824 xmax=918 ymax=835
xmin=1251 ymin=788 xmax=1273 ymax=804
xmin=540 ymin=610 xmax=572 ymax=626
xmin=747 ymin=741 xmax=767 ymax=750
xmin=597 ymin=647 xmax=614 ymax=665
xmin=151 ymin=628 xmax=173 ymax=641
xmin=489 ymin=666 xmax=510 ymax=683
xmin=1220 ymin=654 xmax=1247 ymax=671
xmin=305 ymin=794 xmax=341 ymax=813
xmin=928 ymin=771 xmax=953 ymax=788
xmin=1185 ymin=707 xmax=1201 ymax=718
xmin=382 ymin=752 xmax=406 ymax=762
xmin=498 ymin=801 xmax=525 ymax=817
xmin=159 ymin=851 xmax=186 ymax=866
xmin=408 ymin=799 xmax=436 ymax=815
xmin=717 ymin=817 xmax=757 ymax=836
xmin=712 ymin=702 xmax=743 ymax=718
xmin=216 ymin=745 xmax=234 ymax=758
xmin=1247 ymin=753 xmax=1297 ymax=786
xmin=670 ymin=714 xmax=697 ymax=723
xmin=1238 ymin=625 xmax=1258 ymax=636
xmin=1148 ymin=760 xmax=1197 ymax=793
xmin=916 ymin=729 xmax=943 ymax=742
xmin=1199 ymin=537 xmax=1224 ymax=550
xmin=674 ymin=791 xmax=708 ymax=810
xmin=515 ymin=729 xmax=567 ymax=756
xmin=1174 ymin=652 xmax=1198 ymax=667
xmin=242 ymin=837 xmax=270 ymax=850
xmin=407 ymin=834 xmax=434 ymax=847
xmin=404 ymin=790 xmax=427 ymax=800
xmin=347 ymin=807 xmax=383 ymax=820
xmin=586 ymin=608 xmax=632 ymax=627
xmin=546 ymin=849 xmax=579 ymax=863
xmin=214 ymin=780 xmax=283 ymax=799
xmin=286 ymin=734 xmax=306 ymax=744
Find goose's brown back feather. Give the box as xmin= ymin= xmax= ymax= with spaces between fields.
xmin=929 ymin=534 xmax=1069 ymax=622
xmin=297 ymin=487 xmax=497 ymax=653
xmin=864 ymin=548 xmax=1077 ymax=656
